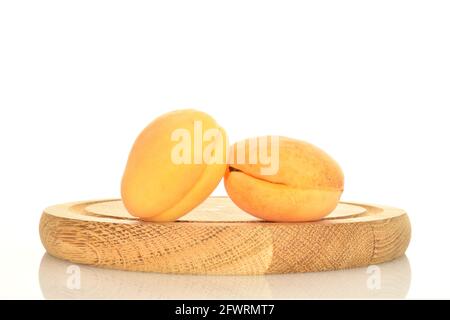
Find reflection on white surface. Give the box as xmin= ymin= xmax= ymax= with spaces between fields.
xmin=39 ymin=254 xmax=410 ymax=299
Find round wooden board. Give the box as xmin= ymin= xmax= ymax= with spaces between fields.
xmin=39 ymin=197 xmax=411 ymax=275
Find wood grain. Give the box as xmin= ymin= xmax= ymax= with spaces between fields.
xmin=39 ymin=196 xmax=411 ymax=275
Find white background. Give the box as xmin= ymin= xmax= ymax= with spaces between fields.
xmin=1 ymin=0 xmax=449 ymax=299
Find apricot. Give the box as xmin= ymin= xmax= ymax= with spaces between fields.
xmin=121 ymin=109 xmax=227 ymax=221
xmin=224 ymin=136 xmax=344 ymax=222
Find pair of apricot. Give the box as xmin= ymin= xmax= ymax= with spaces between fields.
xmin=121 ymin=110 xmax=344 ymax=222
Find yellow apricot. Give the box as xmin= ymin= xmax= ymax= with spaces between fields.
xmin=121 ymin=109 xmax=227 ymax=221
xmin=224 ymin=136 xmax=344 ymax=222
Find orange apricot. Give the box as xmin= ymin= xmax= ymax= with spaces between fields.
xmin=121 ymin=109 xmax=227 ymax=221
xmin=224 ymin=136 xmax=344 ymax=222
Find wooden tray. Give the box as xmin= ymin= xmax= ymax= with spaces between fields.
xmin=39 ymin=197 xmax=411 ymax=275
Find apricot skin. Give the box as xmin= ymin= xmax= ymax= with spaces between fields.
xmin=121 ymin=109 xmax=227 ymax=221
xmin=224 ymin=136 xmax=344 ymax=222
